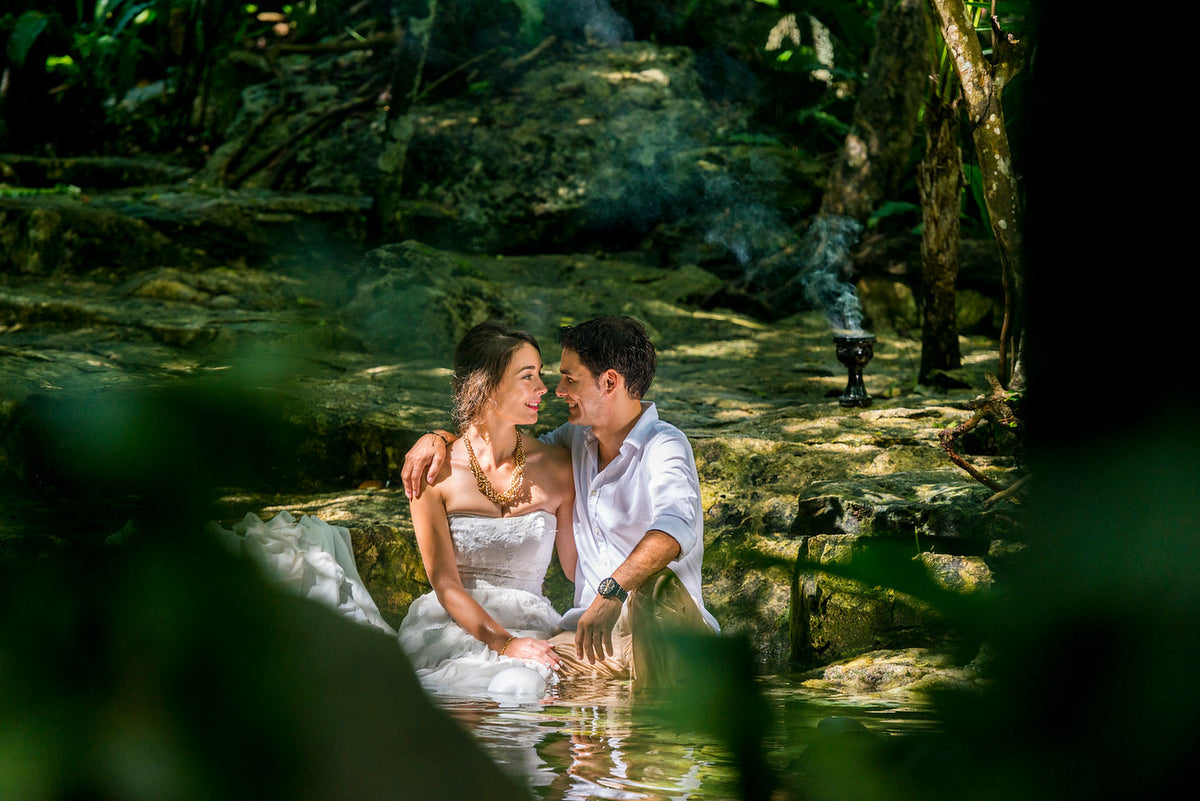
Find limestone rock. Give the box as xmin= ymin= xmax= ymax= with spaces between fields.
xmin=785 ymin=468 xmax=1017 ymax=667
xmin=800 ymin=646 xmax=988 ymax=697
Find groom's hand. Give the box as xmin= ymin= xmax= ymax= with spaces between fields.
xmin=402 ymin=431 xmax=452 ymax=500
xmin=575 ymin=596 xmax=622 ymax=663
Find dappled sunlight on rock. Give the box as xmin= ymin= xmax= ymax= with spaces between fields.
xmin=863 ymin=446 xmax=950 ymax=475
xmin=667 ymin=337 xmax=760 ymax=360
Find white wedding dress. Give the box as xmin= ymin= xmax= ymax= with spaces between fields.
xmin=212 ymin=509 xmax=562 ymax=699
xmin=211 ymin=510 xmax=394 ymax=633
xmin=397 ymin=511 xmax=562 ymax=697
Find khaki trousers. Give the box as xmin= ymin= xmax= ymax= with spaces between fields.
xmin=550 ymin=569 xmax=709 ymax=689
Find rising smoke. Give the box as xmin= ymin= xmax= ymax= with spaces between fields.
xmin=697 ymin=167 xmax=795 ymax=269
xmin=702 ymin=188 xmax=867 ymax=332
xmin=545 ymin=0 xmax=634 ymax=45
xmin=796 ymin=214 xmax=866 ymax=334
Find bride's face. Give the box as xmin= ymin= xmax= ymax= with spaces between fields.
xmin=489 ymin=343 xmax=547 ymax=426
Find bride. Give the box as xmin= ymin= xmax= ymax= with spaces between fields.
xmin=399 ymin=321 xmax=575 ymax=695
xmin=215 ymin=322 xmax=575 ymax=698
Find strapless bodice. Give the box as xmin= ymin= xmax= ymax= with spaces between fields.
xmin=449 ymin=510 xmax=556 ymax=595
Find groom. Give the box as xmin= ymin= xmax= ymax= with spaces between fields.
xmin=402 ymin=316 xmax=718 ymax=684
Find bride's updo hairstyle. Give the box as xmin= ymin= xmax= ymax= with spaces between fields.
xmin=452 ymin=321 xmax=541 ymax=429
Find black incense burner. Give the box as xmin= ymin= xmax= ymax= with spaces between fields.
xmin=833 ymin=333 xmax=875 ymax=407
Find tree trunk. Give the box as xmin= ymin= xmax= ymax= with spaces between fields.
xmin=818 ymin=0 xmax=928 ymax=220
xmin=918 ymin=95 xmax=963 ymax=382
xmin=927 ymin=2 xmax=1025 ymax=386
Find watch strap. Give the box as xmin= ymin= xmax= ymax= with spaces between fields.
xmin=598 ymin=577 xmax=628 ymax=602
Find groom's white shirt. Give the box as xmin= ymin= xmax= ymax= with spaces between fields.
xmin=541 ymin=402 xmax=719 ymax=631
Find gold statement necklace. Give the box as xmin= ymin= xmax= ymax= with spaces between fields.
xmin=464 ymin=431 xmax=526 ymax=507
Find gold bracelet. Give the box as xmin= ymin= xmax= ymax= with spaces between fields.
xmin=500 ymin=636 xmax=516 ymax=655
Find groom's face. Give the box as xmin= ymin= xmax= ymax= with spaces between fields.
xmin=555 ymin=347 xmax=606 ymax=426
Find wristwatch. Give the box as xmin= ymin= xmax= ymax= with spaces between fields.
xmin=597 ymin=577 xmax=628 ymax=602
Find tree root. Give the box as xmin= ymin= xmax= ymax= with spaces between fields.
xmin=226 ymin=90 xmax=380 ymax=190
xmin=985 ymin=473 xmax=1029 ymax=507
xmin=938 ymin=373 xmax=1024 ymax=498
xmin=218 ymin=97 xmax=288 ymax=187
xmin=265 ymin=31 xmax=405 ymax=57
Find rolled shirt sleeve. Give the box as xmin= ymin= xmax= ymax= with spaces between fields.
xmin=643 ymin=436 xmax=702 ymax=559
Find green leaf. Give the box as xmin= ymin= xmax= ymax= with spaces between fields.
xmin=45 ymin=54 xmax=77 ymax=76
xmin=793 ymin=108 xmax=849 ymax=137
xmin=868 ymin=200 xmax=920 ymax=228
xmin=962 ymin=163 xmax=991 ymax=229
xmin=109 ymin=2 xmax=155 ymax=38
xmin=8 ymin=11 xmax=49 ymax=68
xmin=507 ymin=0 xmax=545 ymax=44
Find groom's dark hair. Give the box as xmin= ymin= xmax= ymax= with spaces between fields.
xmin=558 ymin=316 xmax=656 ymax=399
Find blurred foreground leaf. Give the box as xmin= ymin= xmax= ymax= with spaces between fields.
xmin=0 ymin=530 xmax=529 ymax=801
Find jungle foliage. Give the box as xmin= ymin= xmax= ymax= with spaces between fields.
xmin=0 ymin=1 xmax=416 ymax=152
xmin=2 ymin=2 xmax=1026 ymax=157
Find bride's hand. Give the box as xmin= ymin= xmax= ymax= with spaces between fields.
xmin=505 ymin=637 xmax=564 ymax=672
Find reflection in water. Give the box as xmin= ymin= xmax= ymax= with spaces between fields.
xmin=428 ymin=673 xmax=940 ymax=801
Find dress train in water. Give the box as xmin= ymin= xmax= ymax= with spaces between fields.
xmin=211 ymin=509 xmax=562 ymax=698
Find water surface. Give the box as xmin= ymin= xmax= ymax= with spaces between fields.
xmin=432 ymin=672 xmax=941 ymax=801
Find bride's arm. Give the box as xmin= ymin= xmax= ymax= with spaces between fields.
xmin=410 ymin=488 xmax=512 ymax=655
xmin=554 ymin=469 xmax=577 ymax=583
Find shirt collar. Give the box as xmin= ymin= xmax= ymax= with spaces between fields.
xmin=582 ymin=401 xmax=659 ymax=454
xmin=625 ymin=401 xmax=659 ymax=452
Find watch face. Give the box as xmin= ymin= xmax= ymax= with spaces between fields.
xmin=597 ymin=577 xmax=625 ymax=599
